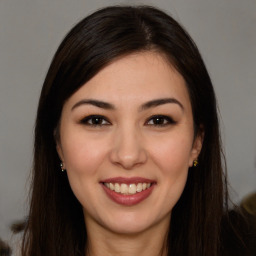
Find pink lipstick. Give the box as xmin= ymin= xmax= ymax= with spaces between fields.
xmin=100 ymin=177 xmax=156 ymax=206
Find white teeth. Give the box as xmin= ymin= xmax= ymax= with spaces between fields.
xmin=109 ymin=183 xmax=114 ymax=190
xmin=104 ymin=182 xmax=152 ymax=195
xmin=136 ymin=183 xmax=142 ymax=192
xmin=114 ymin=183 xmax=120 ymax=193
xmin=120 ymin=184 xmax=128 ymax=194
xmin=128 ymin=184 xmax=137 ymax=194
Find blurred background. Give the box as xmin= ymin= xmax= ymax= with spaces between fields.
xmin=0 ymin=0 xmax=255 ymax=241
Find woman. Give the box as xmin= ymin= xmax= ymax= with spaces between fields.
xmin=18 ymin=5 xmax=253 ymax=256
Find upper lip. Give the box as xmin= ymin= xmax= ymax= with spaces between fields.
xmin=100 ymin=176 xmax=156 ymax=184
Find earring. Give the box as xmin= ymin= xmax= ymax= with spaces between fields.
xmin=193 ymin=159 xmax=198 ymax=167
xmin=60 ymin=162 xmax=65 ymax=172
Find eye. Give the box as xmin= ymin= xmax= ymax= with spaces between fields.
xmin=146 ymin=115 xmax=176 ymax=126
xmin=80 ymin=115 xmax=111 ymax=126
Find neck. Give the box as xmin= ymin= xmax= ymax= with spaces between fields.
xmin=84 ymin=216 xmax=170 ymax=256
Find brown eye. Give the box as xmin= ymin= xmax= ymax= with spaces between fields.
xmin=81 ymin=115 xmax=110 ymax=126
xmin=146 ymin=115 xmax=176 ymax=126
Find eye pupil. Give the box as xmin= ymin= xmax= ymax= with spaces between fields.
xmin=92 ymin=117 xmax=102 ymax=124
xmin=154 ymin=117 xmax=164 ymax=125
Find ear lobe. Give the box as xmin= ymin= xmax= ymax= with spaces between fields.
xmin=56 ymin=143 xmax=64 ymax=162
xmin=54 ymin=126 xmax=64 ymax=161
xmin=189 ymin=128 xmax=204 ymax=167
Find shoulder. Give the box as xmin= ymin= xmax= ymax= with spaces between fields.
xmin=220 ymin=195 xmax=256 ymax=256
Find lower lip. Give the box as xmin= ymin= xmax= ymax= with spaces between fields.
xmin=101 ymin=184 xmax=155 ymax=206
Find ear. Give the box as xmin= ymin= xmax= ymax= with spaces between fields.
xmin=56 ymin=142 xmax=63 ymax=161
xmin=54 ymin=127 xmax=65 ymax=168
xmin=188 ymin=127 xmax=204 ymax=167
xmin=56 ymin=142 xmax=67 ymax=170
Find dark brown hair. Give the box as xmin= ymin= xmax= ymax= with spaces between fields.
xmin=22 ymin=5 xmax=228 ymax=256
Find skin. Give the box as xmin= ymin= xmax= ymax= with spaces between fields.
xmin=57 ymin=51 xmax=203 ymax=256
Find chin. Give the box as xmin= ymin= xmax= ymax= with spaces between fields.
xmin=106 ymin=220 xmax=153 ymax=235
xmin=99 ymin=210 xmax=171 ymax=235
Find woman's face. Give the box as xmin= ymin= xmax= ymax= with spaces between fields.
xmin=57 ymin=51 xmax=202 ymax=235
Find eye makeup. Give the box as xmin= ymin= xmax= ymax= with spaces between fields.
xmin=80 ymin=115 xmax=111 ymax=126
xmin=145 ymin=115 xmax=177 ymax=127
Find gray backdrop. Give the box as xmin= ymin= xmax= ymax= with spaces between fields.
xmin=1 ymin=0 xmax=256 ymax=241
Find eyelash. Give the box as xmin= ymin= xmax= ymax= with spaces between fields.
xmin=80 ymin=115 xmax=176 ymax=127
xmin=80 ymin=115 xmax=111 ymax=126
xmin=145 ymin=115 xmax=176 ymax=126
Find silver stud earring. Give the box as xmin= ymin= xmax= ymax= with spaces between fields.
xmin=60 ymin=162 xmax=65 ymax=172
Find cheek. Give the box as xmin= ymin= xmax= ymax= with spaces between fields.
xmin=60 ymin=133 xmax=109 ymax=209
xmin=151 ymin=135 xmax=192 ymax=202
xmin=60 ymin=132 xmax=108 ymax=175
xmin=149 ymin=134 xmax=193 ymax=174
xmin=144 ymin=135 xmax=192 ymax=216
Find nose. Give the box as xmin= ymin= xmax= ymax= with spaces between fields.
xmin=109 ymin=126 xmax=147 ymax=170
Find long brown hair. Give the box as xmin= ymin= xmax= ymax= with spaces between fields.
xmin=22 ymin=5 xmax=228 ymax=255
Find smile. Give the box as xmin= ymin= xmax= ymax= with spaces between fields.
xmin=101 ymin=177 xmax=156 ymax=206
xmin=103 ymin=182 xmax=152 ymax=195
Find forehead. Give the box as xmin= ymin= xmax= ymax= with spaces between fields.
xmin=64 ymin=51 xmax=191 ymax=110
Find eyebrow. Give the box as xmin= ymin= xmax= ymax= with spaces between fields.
xmin=139 ymin=98 xmax=184 ymax=111
xmin=71 ymin=98 xmax=184 ymax=111
xmin=71 ymin=99 xmax=115 ymax=111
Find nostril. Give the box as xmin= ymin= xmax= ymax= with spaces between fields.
xmin=109 ymin=148 xmax=147 ymax=170
xmin=109 ymin=130 xmax=147 ymax=169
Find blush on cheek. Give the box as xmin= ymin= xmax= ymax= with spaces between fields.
xmin=62 ymin=138 xmax=107 ymax=174
xmin=155 ymin=141 xmax=191 ymax=167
